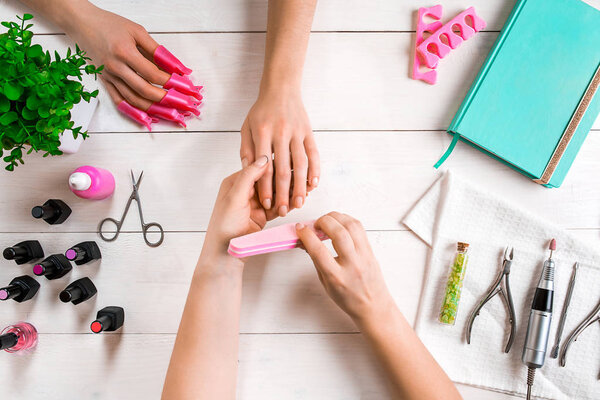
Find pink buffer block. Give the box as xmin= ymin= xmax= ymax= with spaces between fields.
xmin=412 ymin=5 xmax=443 ymax=85
xmin=228 ymin=221 xmax=329 ymax=258
xmin=117 ymin=101 xmax=158 ymax=131
xmin=153 ymin=45 xmax=193 ymax=76
xmin=164 ymin=73 xmax=203 ymax=101
xmin=417 ymin=7 xmax=486 ymax=69
xmin=158 ymin=89 xmax=201 ymax=116
xmin=147 ymin=103 xmax=187 ymax=128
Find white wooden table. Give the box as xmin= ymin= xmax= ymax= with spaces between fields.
xmin=0 ymin=0 xmax=599 ymax=398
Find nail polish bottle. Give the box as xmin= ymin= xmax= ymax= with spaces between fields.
xmin=0 ymin=276 xmax=40 ymax=303
xmin=33 ymin=254 xmax=72 ymax=280
xmin=158 ymin=89 xmax=201 ymax=116
xmin=31 ymin=199 xmax=72 ymax=225
xmin=60 ymin=277 xmax=97 ymax=305
xmin=90 ymin=306 xmax=125 ymax=333
xmin=0 ymin=322 xmax=37 ymax=353
xmin=69 ymin=166 xmax=116 ymax=200
xmin=3 ymin=240 xmax=44 ymax=264
xmin=65 ymin=241 xmax=102 ymax=265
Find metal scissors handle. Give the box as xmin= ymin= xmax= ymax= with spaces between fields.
xmin=98 ymin=171 xmax=164 ymax=247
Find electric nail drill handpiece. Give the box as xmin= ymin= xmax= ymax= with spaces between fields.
xmin=522 ymin=239 xmax=556 ymax=400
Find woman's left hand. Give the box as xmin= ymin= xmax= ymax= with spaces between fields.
xmin=201 ymin=155 xmax=280 ymax=267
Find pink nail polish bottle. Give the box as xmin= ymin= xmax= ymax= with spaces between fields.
xmin=0 ymin=322 xmax=37 ymax=353
xmin=158 ymin=89 xmax=201 ymax=116
xmin=147 ymin=103 xmax=187 ymax=127
xmin=153 ymin=45 xmax=193 ymax=75
xmin=69 ymin=166 xmax=116 ymax=200
xmin=163 ymin=73 xmax=203 ymax=100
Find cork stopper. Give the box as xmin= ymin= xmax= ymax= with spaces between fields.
xmin=457 ymin=242 xmax=469 ymax=252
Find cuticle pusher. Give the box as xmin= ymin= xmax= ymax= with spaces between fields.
xmin=550 ymin=262 xmax=579 ymax=359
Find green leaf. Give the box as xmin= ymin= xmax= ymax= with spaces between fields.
xmin=22 ymin=14 xmax=33 ymax=21
xmin=0 ymin=94 xmax=9 ymax=113
xmin=0 ymin=111 xmax=18 ymax=126
xmin=21 ymin=106 xmax=37 ymax=121
xmin=26 ymin=44 xmax=42 ymax=58
xmin=3 ymin=82 xmax=22 ymax=101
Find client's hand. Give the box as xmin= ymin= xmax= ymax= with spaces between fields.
xmin=62 ymin=1 xmax=170 ymax=109
xmin=201 ymin=155 xmax=279 ymax=266
xmin=296 ymin=212 xmax=395 ymax=325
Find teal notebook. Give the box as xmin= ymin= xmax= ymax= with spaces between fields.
xmin=438 ymin=0 xmax=600 ymax=188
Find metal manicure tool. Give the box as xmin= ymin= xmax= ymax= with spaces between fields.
xmin=466 ymin=247 xmax=516 ymax=353
xmin=559 ymin=296 xmax=600 ymax=379
xmin=550 ymin=262 xmax=579 ymax=358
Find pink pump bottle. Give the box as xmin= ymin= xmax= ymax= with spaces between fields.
xmin=69 ymin=166 xmax=116 ymax=200
xmin=0 ymin=322 xmax=37 ymax=353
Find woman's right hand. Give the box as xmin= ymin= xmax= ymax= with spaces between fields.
xmin=296 ymin=212 xmax=396 ymax=327
xmin=59 ymin=1 xmax=171 ymax=109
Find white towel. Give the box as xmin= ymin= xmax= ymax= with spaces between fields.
xmin=402 ymin=172 xmax=600 ymax=400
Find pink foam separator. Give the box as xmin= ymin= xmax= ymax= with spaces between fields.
xmin=412 ymin=5 xmax=443 ymax=85
xmin=163 ymin=73 xmax=203 ymax=101
xmin=228 ymin=220 xmax=329 ymax=258
xmin=117 ymin=101 xmax=158 ymax=131
xmin=153 ymin=45 xmax=193 ymax=76
xmin=417 ymin=6 xmax=486 ymax=69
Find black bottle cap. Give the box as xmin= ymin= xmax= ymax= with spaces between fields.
xmin=2 ymin=241 xmax=44 ymax=265
xmin=31 ymin=206 xmax=47 ymax=219
xmin=91 ymin=306 xmax=124 ymax=333
xmin=60 ymin=277 xmax=97 ymax=305
xmin=0 ymin=276 xmax=40 ymax=303
xmin=65 ymin=241 xmax=102 ymax=265
xmin=0 ymin=333 xmax=18 ymax=350
xmin=33 ymin=254 xmax=72 ymax=280
xmin=31 ymin=200 xmax=71 ymax=225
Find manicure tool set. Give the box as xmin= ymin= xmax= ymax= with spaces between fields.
xmin=449 ymin=238 xmax=598 ymax=399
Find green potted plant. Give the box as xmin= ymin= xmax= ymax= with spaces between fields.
xmin=0 ymin=14 xmax=103 ymax=171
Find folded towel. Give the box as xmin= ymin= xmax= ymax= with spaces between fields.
xmin=403 ymin=171 xmax=600 ymax=399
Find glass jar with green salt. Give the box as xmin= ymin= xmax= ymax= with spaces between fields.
xmin=439 ymin=242 xmax=469 ymax=325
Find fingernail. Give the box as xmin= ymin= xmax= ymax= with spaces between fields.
xmin=263 ymin=198 xmax=272 ymax=210
xmin=279 ymin=205 xmax=288 ymax=217
xmin=296 ymin=223 xmax=305 ymax=230
xmin=312 ymin=177 xmax=319 ymax=187
xmin=254 ymin=155 xmax=268 ymax=167
xmin=242 ymin=158 xmax=249 ymax=168
xmin=295 ymin=196 xmax=303 ymax=208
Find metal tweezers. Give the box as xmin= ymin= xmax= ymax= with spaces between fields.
xmin=466 ymin=247 xmax=516 ymax=353
xmin=559 ymin=296 xmax=600 ymax=379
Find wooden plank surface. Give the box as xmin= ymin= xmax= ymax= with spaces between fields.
xmin=1 ymin=0 xmax=516 ymax=33
xmin=2 ymin=131 xmax=600 ymax=233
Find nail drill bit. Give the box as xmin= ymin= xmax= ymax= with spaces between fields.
xmin=522 ymin=239 xmax=556 ymax=400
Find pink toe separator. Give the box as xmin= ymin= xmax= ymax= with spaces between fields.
xmin=153 ymin=45 xmax=193 ymax=75
xmin=158 ymin=89 xmax=201 ymax=116
xmin=417 ymin=7 xmax=486 ymax=69
xmin=117 ymin=101 xmax=157 ymax=131
xmin=412 ymin=5 xmax=443 ymax=85
xmin=164 ymin=73 xmax=203 ymax=100
xmin=147 ymin=104 xmax=187 ymax=128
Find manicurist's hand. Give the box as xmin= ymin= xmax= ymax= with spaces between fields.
xmin=20 ymin=0 xmax=170 ymax=109
xmin=296 ymin=212 xmax=395 ymax=325
xmin=200 ymin=155 xmax=279 ymax=267
xmin=240 ymin=0 xmax=320 ymax=217
xmin=297 ymin=212 xmax=462 ymax=400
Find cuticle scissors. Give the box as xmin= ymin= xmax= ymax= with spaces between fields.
xmin=98 ymin=170 xmax=164 ymax=247
xmin=466 ymin=247 xmax=517 ymax=353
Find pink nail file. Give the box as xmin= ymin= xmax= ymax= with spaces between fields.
xmin=412 ymin=5 xmax=443 ymax=85
xmin=158 ymin=89 xmax=201 ymax=116
xmin=163 ymin=73 xmax=203 ymax=101
xmin=417 ymin=7 xmax=486 ymax=69
xmin=147 ymin=103 xmax=187 ymax=127
xmin=228 ymin=221 xmax=329 ymax=258
xmin=117 ymin=101 xmax=158 ymax=131
xmin=153 ymin=45 xmax=193 ymax=75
